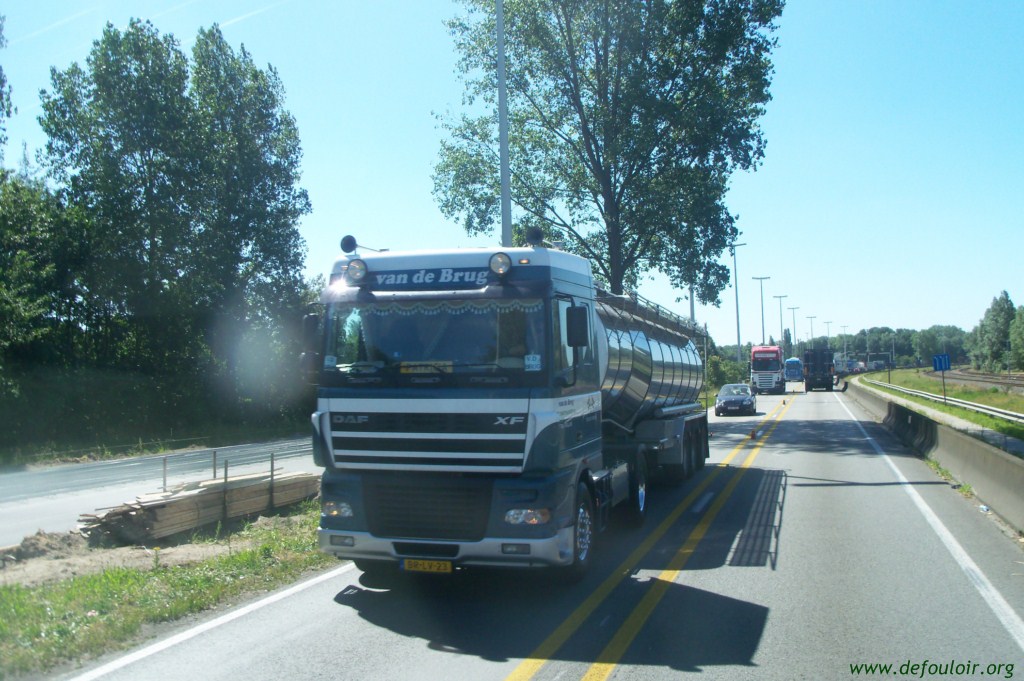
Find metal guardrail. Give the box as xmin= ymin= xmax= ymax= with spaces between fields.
xmin=863 ymin=379 xmax=1024 ymax=426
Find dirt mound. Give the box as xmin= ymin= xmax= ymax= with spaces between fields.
xmin=14 ymin=530 xmax=89 ymax=560
xmin=0 ymin=520 xmax=295 ymax=589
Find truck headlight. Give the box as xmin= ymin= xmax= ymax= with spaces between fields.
xmin=322 ymin=499 xmax=354 ymax=518
xmin=505 ymin=508 xmax=551 ymax=525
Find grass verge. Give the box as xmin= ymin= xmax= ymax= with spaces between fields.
xmin=0 ymin=500 xmax=336 ymax=679
xmin=858 ymin=370 xmax=1024 ymax=447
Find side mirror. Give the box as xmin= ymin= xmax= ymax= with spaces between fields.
xmin=300 ymin=313 xmax=321 ymax=384
xmin=566 ymin=306 xmax=589 ymax=348
xmin=302 ymin=313 xmax=320 ymax=353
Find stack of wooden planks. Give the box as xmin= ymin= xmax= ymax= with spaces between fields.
xmin=79 ymin=469 xmax=320 ymax=544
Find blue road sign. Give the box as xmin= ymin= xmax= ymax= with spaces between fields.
xmin=932 ymin=353 xmax=951 ymax=372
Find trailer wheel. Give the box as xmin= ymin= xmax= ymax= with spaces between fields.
xmin=557 ymin=481 xmax=594 ymax=582
xmin=663 ymin=431 xmax=693 ymax=484
xmin=625 ymin=451 xmax=648 ymax=527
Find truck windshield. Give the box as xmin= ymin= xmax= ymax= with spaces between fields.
xmin=752 ymin=358 xmax=781 ymax=371
xmin=321 ymin=298 xmax=546 ymax=385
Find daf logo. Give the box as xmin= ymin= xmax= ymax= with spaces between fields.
xmin=494 ymin=416 xmax=525 ymax=426
xmin=333 ymin=414 xmax=370 ymax=425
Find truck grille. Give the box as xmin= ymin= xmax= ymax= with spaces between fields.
xmin=329 ymin=405 xmax=529 ymax=473
xmin=364 ymin=475 xmax=491 ymax=541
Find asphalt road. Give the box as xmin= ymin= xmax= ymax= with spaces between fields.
xmin=45 ymin=390 xmax=1024 ymax=679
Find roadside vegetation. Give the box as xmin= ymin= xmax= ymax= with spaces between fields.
xmin=0 ymin=363 xmax=309 ymax=466
xmin=856 ymin=368 xmax=1024 ymax=444
xmin=0 ymin=500 xmax=336 ymax=679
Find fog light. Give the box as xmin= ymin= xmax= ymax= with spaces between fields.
xmin=502 ymin=543 xmax=531 ymax=555
xmin=329 ymin=535 xmax=355 ymax=547
xmin=505 ymin=508 xmax=551 ymax=525
xmin=322 ymin=500 xmax=354 ymax=518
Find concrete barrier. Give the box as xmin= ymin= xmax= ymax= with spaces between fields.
xmin=847 ymin=380 xmax=1024 ymax=533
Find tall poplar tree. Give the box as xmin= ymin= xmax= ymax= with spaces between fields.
xmin=434 ymin=0 xmax=783 ymax=298
xmin=38 ymin=20 xmax=311 ymax=390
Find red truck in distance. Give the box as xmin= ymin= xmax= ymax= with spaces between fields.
xmin=750 ymin=345 xmax=785 ymax=394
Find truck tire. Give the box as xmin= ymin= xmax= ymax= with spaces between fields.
xmin=625 ymin=452 xmax=648 ymax=527
xmin=663 ymin=430 xmax=695 ymax=484
xmin=557 ymin=481 xmax=594 ymax=582
xmin=695 ymin=428 xmax=707 ymax=470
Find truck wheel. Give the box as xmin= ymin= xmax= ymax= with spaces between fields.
xmin=557 ymin=482 xmax=594 ymax=582
xmin=663 ymin=431 xmax=693 ymax=484
xmin=695 ymin=429 xmax=707 ymax=470
xmin=625 ymin=452 xmax=648 ymax=527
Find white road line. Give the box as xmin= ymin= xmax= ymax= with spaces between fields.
xmin=834 ymin=393 xmax=1024 ymax=652
xmin=67 ymin=563 xmax=355 ymax=681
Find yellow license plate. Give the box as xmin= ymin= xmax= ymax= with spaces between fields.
xmin=402 ymin=559 xmax=453 ymax=574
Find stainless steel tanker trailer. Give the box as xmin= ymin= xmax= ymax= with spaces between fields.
xmin=305 ymin=237 xmax=709 ymax=578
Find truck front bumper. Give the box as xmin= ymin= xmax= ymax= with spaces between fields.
xmin=318 ymin=527 xmax=576 ymax=568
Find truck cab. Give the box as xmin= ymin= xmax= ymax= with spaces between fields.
xmin=304 ymin=237 xmax=708 ymax=578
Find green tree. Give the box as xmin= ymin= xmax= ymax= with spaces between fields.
xmin=0 ymin=171 xmax=95 ymax=402
xmin=913 ymin=325 xmax=966 ymax=365
xmin=40 ymin=20 xmax=198 ymax=371
xmin=189 ymin=25 xmax=311 ymax=404
xmin=1009 ymin=306 xmax=1024 ymax=371
xmin=434 ymin=0 xmax=783 ymax=297
xmin=38 ymin=21 xmax=311 ymax=380
xmin=969 ymin=291 xmax=1015 ymax=371
xmin=0 ymin=16 xmax=13 ymax=160
xmin=0 ymin=173 xmax=51 ymax=364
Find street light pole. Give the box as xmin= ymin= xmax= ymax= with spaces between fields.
xmin=729 ymin=242 xmax=746 ymax=363
xmin=788 ymin=306 xmax=799 ymax=355
xmin=806 ymin=316 xmax=816 ymax=348
xmin=824 ymin=321 xmax=832 ymax=349
xmin=496 ymin=0 xmax=512 ymax=247
xmin=773 ymin=295 xmax=787 ymax=355
xmin=841 ymin=325 xmax=849 ymax=363
xmin=752 ymin=276 xmax=770 ymax=344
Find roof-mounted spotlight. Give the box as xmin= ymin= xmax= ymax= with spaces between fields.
xmin=345 ymin=258 xmax=368 ymax=286
xmin=489 ymin=252 xmax=512 ymax=277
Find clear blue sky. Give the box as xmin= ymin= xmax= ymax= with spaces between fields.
xmin=3 ymin=1 xmax=1021 ymax=349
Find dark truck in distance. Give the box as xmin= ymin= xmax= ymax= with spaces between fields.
xmin=803 ymin=348 xmax=835 ymax=392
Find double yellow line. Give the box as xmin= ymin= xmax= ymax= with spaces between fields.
xmin=507 ymin=398 xmax=795 ymax=681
